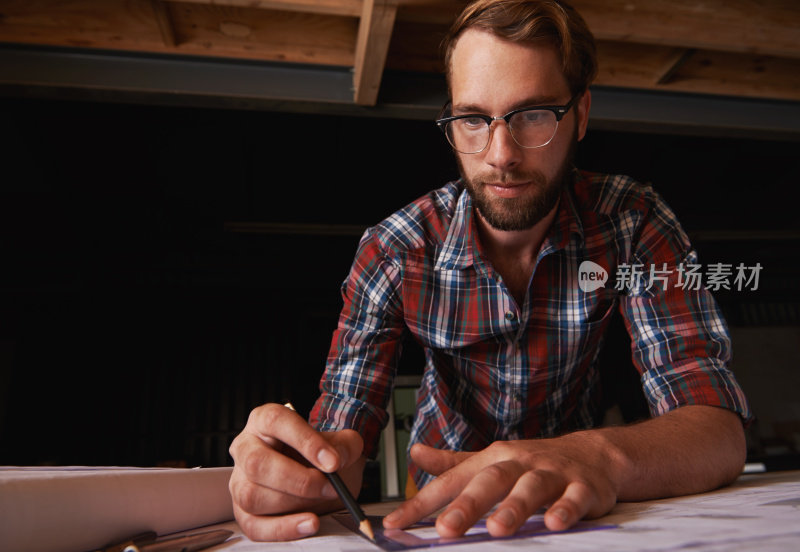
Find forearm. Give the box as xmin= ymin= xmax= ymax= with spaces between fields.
xmin=580 ymin=404 xmax=746 ymax=501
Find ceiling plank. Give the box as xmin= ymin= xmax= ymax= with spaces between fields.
xmin=151 ymin=0 xmax=178 ymax=47
xmin=654 ymin=48 xmax=695 ymax=85
xmin=0 ymin=0 xmax=166 ymax=51
xmin=166 ymin=2 xmax=357 ymax=66
xmin=395 ymin=0 xmax=466 ymax=24
xmin=596 ymin=41 xmax=800 ymax=102
xmin=574 ymin=0 xmax=800 ymax=59
xmin=0 ymin=0 xmax=358 ymax=66
xmin=163 ymin=0 xmax=466 ymax=22
xmin=664 ymin=48 xmax=800 ymax=101
xmin=353 ymin=0 xmax=398 ymax=105
xmin=164 ymin=0 xmax=363 ymax=17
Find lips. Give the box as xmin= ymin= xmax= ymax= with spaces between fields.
xmin=488 ymin=181 xmax=527 ymax=188
xmin=485 ymin=181 xmax=531 ymax=198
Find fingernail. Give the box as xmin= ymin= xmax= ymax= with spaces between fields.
xmin=383 ymin=510 xmax=400 ymax=525
xmin=317 ymin=449 xmax=337 ymax=472
xmin=552 ymin=508 xmax=569 ymax=523
xmin=441 ymin=509 xmax=464 ymax=530
xmin=297 ymin=518 xmax=316 ymax=536
xmin=492 ymin=508 xmax=516 ymax=528
xmin=322 ymin=482 xmax=338 ymax=498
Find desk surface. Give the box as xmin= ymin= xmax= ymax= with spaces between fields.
xmin=208 ymin=470 xmax=800 ymax=551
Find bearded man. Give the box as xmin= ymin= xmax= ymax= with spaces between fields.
xmin=228 ymin=0 xmax=751 ymax=541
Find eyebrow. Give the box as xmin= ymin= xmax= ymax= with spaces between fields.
xmin=452 ymin=94 xmax=564 ymax=115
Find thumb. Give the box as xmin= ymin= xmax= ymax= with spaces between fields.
xmin=409 ymin=443 xmax=473 ymax=476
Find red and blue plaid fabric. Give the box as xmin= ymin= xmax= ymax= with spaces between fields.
xmin=310 ymin=171 xmax=752 ymax=488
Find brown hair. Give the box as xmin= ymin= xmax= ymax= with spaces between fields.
xmin=442 ymin=0 xmax=598 ymax=96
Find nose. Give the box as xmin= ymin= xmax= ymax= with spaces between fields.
xmin=483 ymin=120 xmax=522 ymax=171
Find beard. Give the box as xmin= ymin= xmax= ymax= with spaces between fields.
xmin=459 ymin=138 xmax=577 ymax=232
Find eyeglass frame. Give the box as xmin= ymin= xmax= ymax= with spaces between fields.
xmin=435 ymin=93 xmax=580 ymax=154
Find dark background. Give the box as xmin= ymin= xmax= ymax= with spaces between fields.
xmin=1 ymin=95 xmax=798 ymax=468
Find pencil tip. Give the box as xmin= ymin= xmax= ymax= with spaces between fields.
xmin=359 ymin=519 xmax=376 ymax=541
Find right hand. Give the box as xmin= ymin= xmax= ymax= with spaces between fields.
xmin=228 ymin=403 xmax=365 ymax=541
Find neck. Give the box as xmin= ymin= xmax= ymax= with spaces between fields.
xmin=476 ymin=199 xmax=560 ymax=264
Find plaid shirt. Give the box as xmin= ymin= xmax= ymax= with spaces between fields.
xmin=310 ymin=171 xmax=752 ymax=488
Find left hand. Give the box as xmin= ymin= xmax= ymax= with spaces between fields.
xmin=382 ymin=431 xmax=624 ymax=538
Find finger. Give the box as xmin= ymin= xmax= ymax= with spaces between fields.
xmin=544 ymin=480 xmax=597 ymax=531
xmin=384 ymin=453 xmax=481 ymax=530
xmin=229 ymin=463 xmax=330 ymax=520
xmin=247 ymin=403 xmax=341 ymax=472
xmin=486 ymin=469 xmax=566 ymax=537
xmin=232 ymin=432 xmax=337 ymax=504
xmin=233 ymin=501 xmax=321 ymax=542
xmin=321 ymin=429 xmax=364 ymax=470
xmin=409 ymin=443 xmax=474 ymax=476
xmin=435 ymin=460 xmax=527 ymax=538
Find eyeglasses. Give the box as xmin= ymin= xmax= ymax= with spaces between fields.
xmin=436 ymin=94 xmax=579 ymax=154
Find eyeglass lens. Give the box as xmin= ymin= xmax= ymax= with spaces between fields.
xmin=445 ymin=110 xmax=559 ymax=154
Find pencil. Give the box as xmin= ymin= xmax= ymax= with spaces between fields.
xmin=325 ymin=470 xmax=376 ymax=542
xmin=283 ymin=403 xmax=376 ymax=542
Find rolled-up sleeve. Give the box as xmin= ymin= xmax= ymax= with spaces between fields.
xmin=309 ymin=229 xmax=406 ymax=458
xmin=620 ymin=193 xmax=753 ymax=424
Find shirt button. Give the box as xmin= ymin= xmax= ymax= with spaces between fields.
xmin=505 ymin=311 xmax=517 ymax=322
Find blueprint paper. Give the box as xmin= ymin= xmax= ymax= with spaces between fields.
xmin=198 ymin=470 xmax=800 ymax=552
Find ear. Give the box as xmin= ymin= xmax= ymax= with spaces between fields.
xmin=576 ymin=89 xmax=592 ymax=142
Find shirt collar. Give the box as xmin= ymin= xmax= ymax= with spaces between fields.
xmin=434 ymin=183 xmax=482 ymax=272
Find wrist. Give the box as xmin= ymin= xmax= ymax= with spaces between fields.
xmin=561 ymin=427 xmax=632 ymax=497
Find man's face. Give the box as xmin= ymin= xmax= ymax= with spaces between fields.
xmin=449 ymin=29 xmax=590 ymax=231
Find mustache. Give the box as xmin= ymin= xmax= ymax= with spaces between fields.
xmin=470 ymin=169 xmax=547 ymax=186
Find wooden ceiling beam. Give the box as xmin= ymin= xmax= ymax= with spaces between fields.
xmin=353 ymin=0 xmax=398 ymax=105
xmin=574 ymin=0 xmax=800 ymax=59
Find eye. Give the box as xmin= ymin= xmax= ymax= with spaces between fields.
xmin=458 ymin=116 xmax=486 ymax=130
xmin=517 ymin=110 xmax=546 ymax=124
